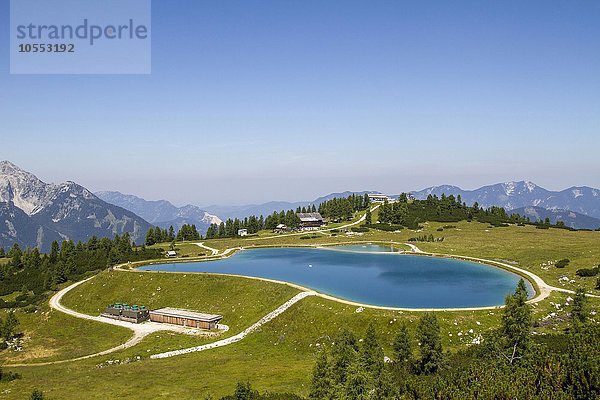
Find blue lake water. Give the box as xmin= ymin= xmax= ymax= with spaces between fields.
xmin=139 ymin=245 xmax=533 ymax=308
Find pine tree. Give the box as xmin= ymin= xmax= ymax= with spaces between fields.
xmin=417 ymin=313 xmax=443 ymax=374
xmin=360 ymin=323 xmax=384 ymax=378
xmin=309 ymin=350 xmax=334 ymax=400
xmin=393 ymin=323 xmax=412 ymax=365
xmin=331 ymin=328 xmax=358 ymax=386
xmin=365 ymin=207 xmax=372 ymax=225
xmin=0 ymin=311 xmax=19 ymax=341
xmin=501 ymin=279 xmax=531 ymax=363
xmin=145 ymin=228 xmax=156 ymax=246
xmin=154 ymin=226 xmax=163 ymax=243
xmin=343 ymin=360 xmax=373 ymax=400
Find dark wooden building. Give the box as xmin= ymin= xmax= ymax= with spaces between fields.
xmin=149 ymin=308 xmax=223 ymax=330
xmin=102 ymin=303 xmax=150 ymax=323
xmin=297 ymin=212 xmax=325 ymax=229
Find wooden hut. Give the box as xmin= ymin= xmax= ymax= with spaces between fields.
xmin=149 ymin=308 xmax=223 ymax=330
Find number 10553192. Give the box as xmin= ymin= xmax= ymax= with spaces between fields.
xmin=18 ymin=43 xmax=75 ymax=53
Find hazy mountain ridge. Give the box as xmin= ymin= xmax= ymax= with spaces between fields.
xmin=509 ymin=206 xmax=600 ymax=230
xmin=410 ymin=181 xmax=600 ymax=220
xmin=0 ymin=161 xmax=152 ymax=251
xmin=202 ymin=191 xmax=378 ymax=221
xmin=95 ymin=191 xmax=221 ymax=233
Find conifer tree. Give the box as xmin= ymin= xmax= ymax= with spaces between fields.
xmin=343 ymin=360 xmax=373 ymax=400
xmin=331 ymin=328 xmax=359 ymax=386
xmin=501 ymin=279 xmax=531 ymax=363
xmin=145 ymin=228 xmax=155 ymax=246
xmin=309 ymin=350 xmax=334 ymax=400
xmin=360 ymin=323 xmax=384 ymax=378
xmin=417 ymin=313 xmax=443 ymax=374
xmin=393 ymin=323 xmax=412 ymax=365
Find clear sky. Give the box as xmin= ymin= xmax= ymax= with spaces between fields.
xmin=1 ymin=1 xmax=599 ymax=206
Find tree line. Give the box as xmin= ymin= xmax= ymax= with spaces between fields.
xmin=145 ymin=224 xmax=201 ymax=246
xmin=318 ymin=194 xmax=371 ymax=222
xmin=374 ymin=193 xmax=578 ymax=231
xmin=204 ymin=195 xmax=372 ymax=240
xmin=0 ymin=234 xmax=162 ymax=308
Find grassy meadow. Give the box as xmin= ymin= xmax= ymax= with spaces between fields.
xmin=0 ymin=219 xmax=598 ymax=398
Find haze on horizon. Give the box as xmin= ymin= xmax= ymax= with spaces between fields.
xmin=1 ymin=1 xmax=599 ymax=206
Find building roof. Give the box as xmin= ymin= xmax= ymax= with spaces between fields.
xmin=150 ymin=307 xmax=223 ymax=322
xmin=276 ymin=223 xmax=287 ymax=229
xmin=297 ymin=212 xmax=324 ymax=222
xmin=167 ymin=250 xmax=177 ymax=256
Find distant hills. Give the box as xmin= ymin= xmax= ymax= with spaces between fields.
xmin=410 ymin=181 xmax=600 ymax=223
xmin=509 ymin=206 xmax=600 ymax=230
xmin=95 ymin=191 xmax=221 ymax=233
xmin=0 ymin=161 xmax=152 ymax=251
xmin=202 ymin=191 xmax=377 ymax=221
xmin=2 ymin=159 xmax=598 ymax=252
xmin=203 ymin=182 xmax=600 ymax=230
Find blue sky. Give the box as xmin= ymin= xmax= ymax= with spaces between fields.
xmin=1 ymin=1 xmax=599 ymax=205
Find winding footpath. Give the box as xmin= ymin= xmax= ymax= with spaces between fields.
xmin=151 ymin=291 xmax=316 ymax=359
xmin=10 ymin=239 xmax=598 ymax=365
xmin=193 ymin=242 xmax=219 ymax=256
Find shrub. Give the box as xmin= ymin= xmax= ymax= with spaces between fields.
xmin=576 ymin=267 xmax=599 ymax=277
xmin=555 ymin=259 xmax=570 ymax=268
xmin=351 ymin=227 xmax=369 ymax=233
xmin=0 ymin=367 xmax=21 ymax=382
xmin=443 ymin=225 xmax=456 ymax=229
xmin=436 ymin=228 xmax=444 ymax=232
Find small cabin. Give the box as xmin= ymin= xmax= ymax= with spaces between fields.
xmin=101 ymin=303 xmax=149 ymax=323
xmin=237 ymin=229 xmax=248 ymax=237
xmin=274 ymin=223 xmax=289 ymax=233
xmin=149 ymin=308 xmax=223 ymax=330
xmin=368 ymin=193 xmax=392 ymax=202
xmin=166 ymin=250 xmax=177 ymax=257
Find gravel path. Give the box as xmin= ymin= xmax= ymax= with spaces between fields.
xmin=5 ymin=277 xmax=229 ymax=367
xmin=193 ymin=242 xmax=220 ymax=256
xmin=150 ymin=291 xmax=317 ymax=359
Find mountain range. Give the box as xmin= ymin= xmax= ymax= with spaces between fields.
xmin=94 ymin=191 xmax=221 ymax=232
xmin=0 ymin=161 xmax=152 ymax=252
xmin=2 ymin=160 xmax=599 ymax=252
xmin=509 ymin=206 xmax=600 ymax=230
xmin=201 ymin=191 xmax=377 ymax=221
xmin=410 ymin=181 xmax=600 ymax=222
